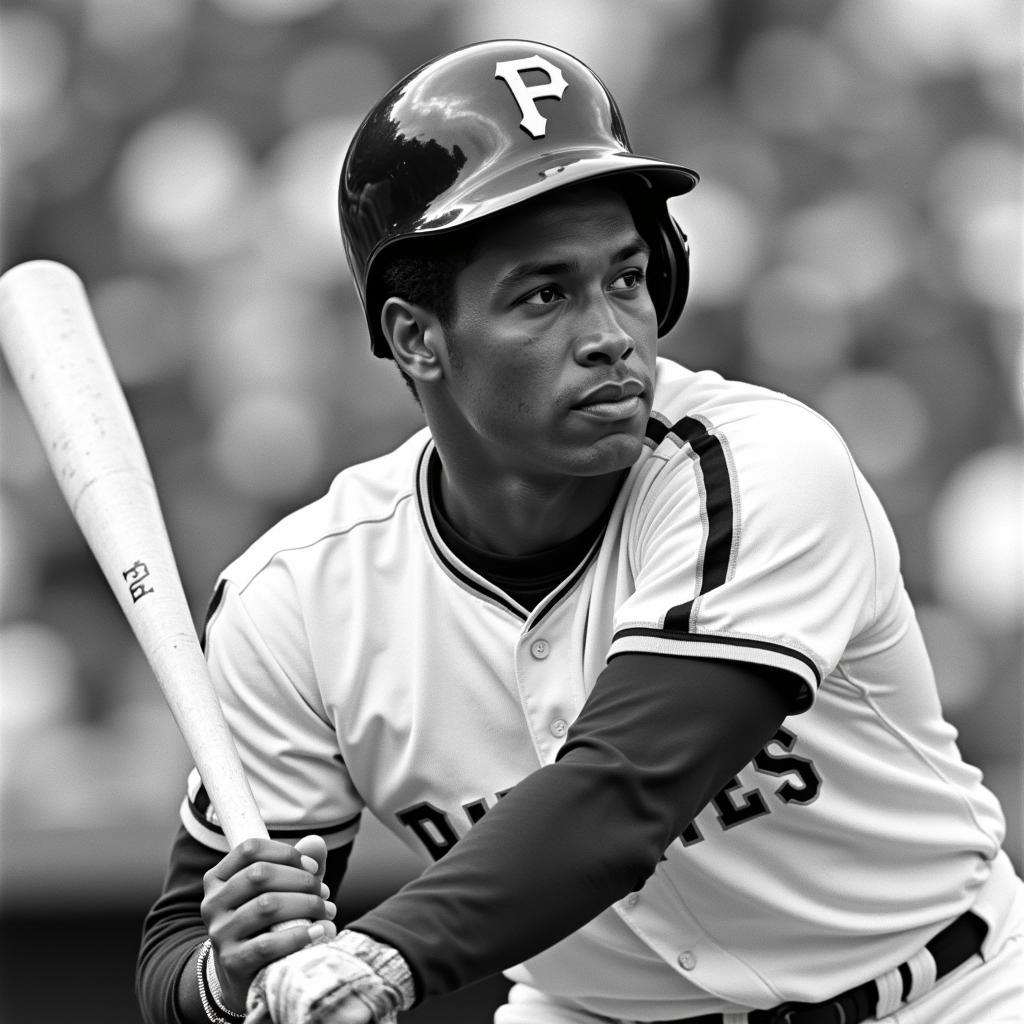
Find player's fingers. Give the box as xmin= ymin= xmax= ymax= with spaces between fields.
xmin=311 ymin=920 xmax=338 ymax=943
xmin=207 ymin=837 xmax=315 ymax=885
xmin=233 ymin=886 xmax=337 ymax=936
xmin=207 ymin=888 xmax=337 ymax=995
xmin=293 ymin=834 xmax=329 ymax=883
xmin=203 ymin=863 xmax=332 ymax=933
xmin=218 ymin=917 xmax=335 ymax=977
xmin=219 ymin=888 xmax=337 ymax=942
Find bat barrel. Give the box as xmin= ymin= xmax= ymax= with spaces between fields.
xmin=0 ymin=260 xmax=269 ymax=848
xmin=0 ymin=261 xmax=151 ymax=508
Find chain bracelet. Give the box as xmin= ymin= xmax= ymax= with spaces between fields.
xmin=196 ymin=939 xmax=245 ymax=1024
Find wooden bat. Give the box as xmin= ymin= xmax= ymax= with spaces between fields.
xmin=0 ymin=259 xmax=269 ymax=850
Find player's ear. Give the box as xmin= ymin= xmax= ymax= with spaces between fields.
xmin=380 ymin=297 xmax=444 ymax=384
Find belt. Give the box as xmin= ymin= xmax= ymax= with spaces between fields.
xmin=650 ymin=909 xmax=988 ymax=1024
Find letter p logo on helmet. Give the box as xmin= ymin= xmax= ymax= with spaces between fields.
xmin=494 ymin=55 xmax=568 ymax=138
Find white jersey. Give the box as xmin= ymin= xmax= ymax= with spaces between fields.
xmin=181 ymin=356 xmax=1008 ymax=1017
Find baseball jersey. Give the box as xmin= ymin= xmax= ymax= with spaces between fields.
xmin=180 ymin=356 xmax=1007 ymax=1018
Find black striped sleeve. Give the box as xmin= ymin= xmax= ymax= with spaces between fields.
xmin=610 ymin=414 xmax=817 ymax=709
xmin=185 ymin=780 xmax=362 ymax=848
xmin=662 ymin=416 xmax=736 ymax=632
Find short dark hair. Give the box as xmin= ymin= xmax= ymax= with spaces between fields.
xmin=376 ymin=232 xmax=476 ymax=400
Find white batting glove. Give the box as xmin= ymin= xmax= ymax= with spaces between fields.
xmin=244 ymin=929 xmax=416 ymax=1024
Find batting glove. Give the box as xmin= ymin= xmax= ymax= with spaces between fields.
xmin=244 ymin=929 xmax=415 ymax=1024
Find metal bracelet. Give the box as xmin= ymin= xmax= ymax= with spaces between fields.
xmin=195 ymin=939 xmax=243 ymax=1024
xmin=204 ymin=940 xmax=246 ymax=1020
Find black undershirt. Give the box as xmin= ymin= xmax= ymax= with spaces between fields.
xmin=427 ymin=451 xmax=613 ymax=610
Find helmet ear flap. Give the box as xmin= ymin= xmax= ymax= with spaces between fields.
xmin=621 ymin=182 xmax=690 ymax=336
xmin=651 ymin=214 xmax=690 ymax=337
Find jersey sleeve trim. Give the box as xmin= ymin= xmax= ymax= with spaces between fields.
xmin=180 ymin=781 xmax=362 ymax=852
xmin=200 ymin=578 xmax=227 ymax=651
xmin=608 ymin=627 xmax=817 ymax=712
xmin=641 ymin=410 xmax=741 ymax=630
xmin=657 ymin=414 xmax=738 ymax=632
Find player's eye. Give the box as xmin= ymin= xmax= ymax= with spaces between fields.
xmin=522 ymin=285 xmax=564 ymax=306
xmin=609 ymin=268 xmax=645 ymax=291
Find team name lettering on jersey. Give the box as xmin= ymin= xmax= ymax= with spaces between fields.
xmin=681 ymin=727 xmax=822 ymax=846
xmin=396 ymin=728 xmax=821 ymax=860
xmin=398 ymin=792 xmax=511 ymax=861
xmin=494 ymin=56 xmax=568 ymax=138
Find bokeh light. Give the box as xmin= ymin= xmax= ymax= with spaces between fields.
xmin=816 ymin=371 xmax=931 ymax=480
xmin=0 ymin=9 xmax=68 ymax=125
xmin=734 ymin=28 xmax=852 ymax=138
xmin=0 ymin=494 xmax=43 ymax=618
xmin=188 ymin=264 xmax=337 ymax=408
xmin=92 ymin=276 xmax=193 ymax=386
xmin=779 ymin=192 xmax=913 ymax=305
xmin=833 ymin=0 xmax=1021 ymax=79
xmin=743 ymin=266 xmax=853 ymax=376
xmin=0 ymin=621 xmax=78 ymax=737
xmin=112 ymin=109 xmax=257 ymax=263
xmin=931 ymin=445 xmax=1024 ymax=632
xmin=670 ymin=182 xmax=765 ymax=307
xmin=928 ymin=135 xmax=1024 ymax=309
xmin=954 ymin=202 xmax=1023 ymax=312
xmin=280 ymin=42 xmax=394 ymax=128
xmin=256 ymin=118 xmax=355 ymax=286
xmin=82 ymin=0 xmax=195 ymax=56
xmin=211 ymin=0 xmax=337 ymax=23
xmin=343 ymin=0 xmax=445 ymax=35
xmin=209 ymin=390 xmax=325 ymax=500
xmin=916 ymin=604 xmax=993 ymax=715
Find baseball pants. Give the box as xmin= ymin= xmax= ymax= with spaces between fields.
xmin=494 ymin=872 xmax=1024 ymax=1024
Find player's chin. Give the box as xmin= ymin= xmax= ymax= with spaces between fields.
xmin=565 ymin=428 xmax=646 ymax=476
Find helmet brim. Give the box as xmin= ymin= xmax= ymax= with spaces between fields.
xmin=411 ymin=151 xmax=698 ymax=232
xmin=364 ymin=153 xmax=698 ymax=356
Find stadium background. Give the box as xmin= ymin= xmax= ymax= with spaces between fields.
xmin=1 ymin=1 xmax=1021 ymax=1021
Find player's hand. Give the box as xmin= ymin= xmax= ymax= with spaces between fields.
xmin=201 ymin=834 xmax=339 ymax=1013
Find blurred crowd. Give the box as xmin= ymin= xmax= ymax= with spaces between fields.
xmin=1 ymin=0 xmax=1022 ymax=911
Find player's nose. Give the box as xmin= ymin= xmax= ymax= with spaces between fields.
xmin=573 ymin=299 xmax=635 ymax=365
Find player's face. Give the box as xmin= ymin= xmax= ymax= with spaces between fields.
xmin=438 ymin=185 xmax=659 ymax=483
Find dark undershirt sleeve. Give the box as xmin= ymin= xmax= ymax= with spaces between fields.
xmin=349 ymin=652 xmax=798 ymax=1001
xmin=135 ymin=826 xmax=352 ymax=1024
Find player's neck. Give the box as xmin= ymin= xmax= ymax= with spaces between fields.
xmin=434 ymin=456 xmax=624 ymax=557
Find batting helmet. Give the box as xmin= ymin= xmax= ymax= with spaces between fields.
xmin=339 ymin=39 xmax=700 ymax=358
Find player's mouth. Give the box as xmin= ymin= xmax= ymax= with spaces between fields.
xmin=572 ymin=379 xmax=647 ymax=420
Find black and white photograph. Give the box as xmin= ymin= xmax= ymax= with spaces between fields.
xmin=1 ymin=2 xmax=1021 ymax=1022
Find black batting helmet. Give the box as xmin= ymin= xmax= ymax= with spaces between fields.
xmin=339 ymin=39 xmax=699 ymax=358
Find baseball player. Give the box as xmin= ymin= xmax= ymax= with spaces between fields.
xmin=137 ymin=40 xmax=1023 ymax=1024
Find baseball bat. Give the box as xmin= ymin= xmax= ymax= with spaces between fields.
xmin=0 ymin=259 xmax=269 ymax=850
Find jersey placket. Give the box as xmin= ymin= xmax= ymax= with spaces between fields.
xmin=513 ymin=594 xmax=585 ymax=766
xmin=612 ymin=845 xmax=785 ymax=1007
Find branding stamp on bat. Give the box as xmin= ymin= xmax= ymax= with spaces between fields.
xmin=123 ymin=560 xmax=155 ymax=602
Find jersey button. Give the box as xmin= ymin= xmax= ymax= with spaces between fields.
xmin=625 ymin=893 xmax=640 ymax=908
xmin=549 ymin=718 xmax=568 ymax=737
xmin=677 ymin=951 xmax=697 ymax=971
xmin=530 ymin=639 xmax=550 ymax=659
